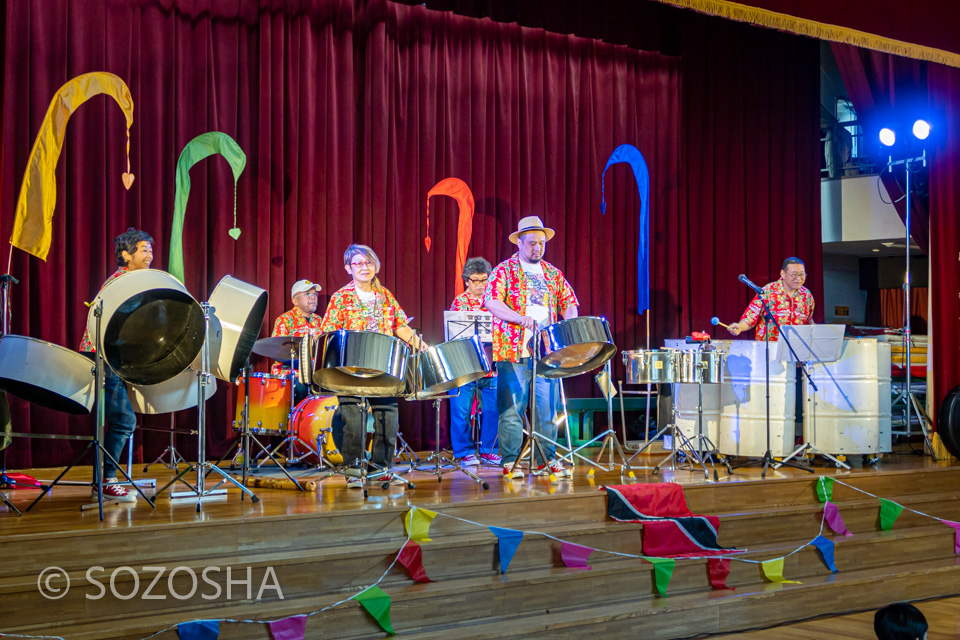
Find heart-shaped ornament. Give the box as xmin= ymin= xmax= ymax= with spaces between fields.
xmin=228 ymin=227 xmax=242 ymax=240
xmin=122 ymin=173 xmax=135 ymax=189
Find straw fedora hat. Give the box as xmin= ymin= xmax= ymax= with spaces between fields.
xmin=509 ymin=215 xmax=555 ymax=244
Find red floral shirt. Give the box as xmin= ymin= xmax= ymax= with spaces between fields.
xmin=739 ymin=279 xmax=815 ymax=341
xmin=78 ymin=267 xmax=129 ymax=352
xmin=484 ymin=254 xmax=579 ymax=363
xmin=270 ymin=308 xmax=324 ymax=375
xmin=319 ymin=281 xmax=409 ymax=336
xmin=450 ymin=292 xmax=485 ymax=312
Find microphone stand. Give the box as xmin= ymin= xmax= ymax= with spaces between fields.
xmin=731 ymin=286 xmax=813 ymax=478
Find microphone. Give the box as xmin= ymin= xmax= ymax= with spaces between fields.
xmin=710 ymin=316 xmax=731 ymax=330
xmin=738 ymin=274 xmax=763 ymax=294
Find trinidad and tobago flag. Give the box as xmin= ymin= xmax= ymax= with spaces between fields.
xmin=604 ymin=483 xmax=739 ymax=558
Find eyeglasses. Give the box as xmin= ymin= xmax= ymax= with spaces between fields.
xmin=351 ymin=261 xmax=374 ymax=268
xmin=784 ymin=272 xmax=806 ymax=279
xmin=467 ymin=277 xmax=488 ymax=285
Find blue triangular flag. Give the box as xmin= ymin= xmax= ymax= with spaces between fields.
xmin=811 ymin=535 xmax=838 ymax=573
xmin=178 ymin=620 xmax=220 ymax=640
xmin=600 ymin=143 xmax=651 ymax=314
xmin=490 ymin=526 xmax=524 ymax=573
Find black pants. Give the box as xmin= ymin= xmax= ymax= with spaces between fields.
xmin=337 ymin=396 xmax=399 ymax=469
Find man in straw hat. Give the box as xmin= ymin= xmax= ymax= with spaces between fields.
xmin=485 ymin=216 xmax=579 ymax=479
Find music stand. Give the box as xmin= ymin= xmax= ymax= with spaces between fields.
xmin=774 ymin=325 xmax=850 ymax=470
xmin=444 ymin=310 xmax=493 ymax=342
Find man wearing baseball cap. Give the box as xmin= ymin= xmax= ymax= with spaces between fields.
xmin=270 ymin=279 xmax=323 ymax=380
xmin=484 ymin=216 xmax=579 ymax=480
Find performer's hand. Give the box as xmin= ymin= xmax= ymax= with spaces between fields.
xmin=518 ymin=315 xmax=538 ymax=331
xmin=727 ymin=322 xmax=742 ymax=336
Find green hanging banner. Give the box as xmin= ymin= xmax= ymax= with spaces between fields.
xmin=355 ymin=585 xmax=395 ymax=635
xmin=643 ymin=556 xmax=676 ymax=596
xmin=815 ymin=476 xmax=834 ymax=503
xmin=169 ymin=131 xmax=246 ymax=282
xmin=879 ymin=498 xmax=904 ymax=531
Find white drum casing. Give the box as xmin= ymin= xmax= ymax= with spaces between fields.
xmin=803 ymin=338 xmax=892 ymax=454
xmin=127 ymin=368 xmax=218 ymax=414
xmin=198 ymin=275 xmax=269 ymax=384
xmin=0 ymin=335 xmax=95 ymax=414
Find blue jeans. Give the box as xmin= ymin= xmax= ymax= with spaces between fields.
xmin=496 ymin=359 xmax=559 ymax=466
xmin=102 ymin=365 xmax=137 ymax=479
xmin=448 ymin=376 xmax=498 ymax=458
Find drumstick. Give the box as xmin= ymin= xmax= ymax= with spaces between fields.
xmin=710 ymin=316 xmax=731 ymax=330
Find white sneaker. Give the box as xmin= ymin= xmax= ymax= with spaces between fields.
xmin=502 ymin=463 xmax=524 ymax=479
xmin=534 ymin=460 xmax=571 ymax=478
xmin=346 ymin=476 xmax=364 ymax=489
xmin=459 ymin=454 xmax=480 ymax=467
xmin=93 ymin=479 xmax=137 ymax=503
xmin=480 ymin=453 xmax=502 ymax=465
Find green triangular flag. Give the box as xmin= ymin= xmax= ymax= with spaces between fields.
xmin=879 ymin=498 xmax=904 ymax=531
xmin=355 ymin=585 xmax=394 ymax=635
xmin=815 ymin=476 xmax=834 ymax=503
xmin=643 ymin=556 xmax=676 ymax=596
xmin=0 ymin=391 xmax=12 ymax=451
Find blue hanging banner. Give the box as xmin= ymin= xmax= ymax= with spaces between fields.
xmin=811 ymin=535 xmax=838 ymax=573
xmin=489 ymin=526 xmax=524 ymax=573
xmin=601 ymin=144 xmax=651 ymax=314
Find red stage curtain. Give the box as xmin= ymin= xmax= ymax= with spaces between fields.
xmin=0 ymin=0 xmax=819 ymax=467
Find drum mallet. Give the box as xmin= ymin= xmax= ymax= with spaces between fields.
xmin=710 ymin=317 xmax=731 ymax=330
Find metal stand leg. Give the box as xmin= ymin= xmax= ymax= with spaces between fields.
xmin=144 ymin=415 xmax=189 ymax=471
xmin=423 ymin=397 xmax=488 ymax=488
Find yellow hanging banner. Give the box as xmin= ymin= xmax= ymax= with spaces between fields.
xmin=10 ymin=72 xmax=135 ymax=260
xmin=404 ymin=507 xmax=438 ymax=543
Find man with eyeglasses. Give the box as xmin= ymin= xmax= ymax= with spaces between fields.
xmin=448 ymin=257 xmax=501 ymax=467
xmin=727 ymin=257 xmax=815 ymax=340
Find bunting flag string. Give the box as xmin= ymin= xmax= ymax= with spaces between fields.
xmin=707 ymin=558 xmax=733 ymax=590
xmin=268 ymin=615 xmax=307 ymax=640
xmin=810 ymin=536 xmax=838 ymax=573
xmin=355 ymin=585 xmax=395 ymax=635
xmin=942 ymin=520 xmax=960 ymax=555
xmin=823 ymin=501 xmax=854 ymax=536
xmin=759 ymin=557 xmax=802 ymax=584
xmin=177 ymin=620 xmax=220 ymax=640
xmin=404 ymin=507 xmax=438 ymax=542
xmin=815 ymin=476 xmax=834 ymax=503
xmin=643 ymin=556 xmax=676 ymax=596
xmin=561 ymin=541 xmax=594 ymax=569
xmin=396 ymin=540 xmax=432 ymax=583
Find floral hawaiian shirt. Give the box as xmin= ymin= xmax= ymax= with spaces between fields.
xmin=739 ymin=279 xmax=815 ymax=341
xmin=270 ymin=308 xmax=324 ymax=375
xmin=484 ymin=254 xmax=579 ymax=363
xmin=319 ymin=281 xmax=408 ymax=336
xmin=78 ymin=267 xmax=129 ymax=352
xmin=450 ymin=292 xmax=484 ymax=312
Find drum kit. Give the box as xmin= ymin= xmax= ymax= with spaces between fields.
xmin=0 ymin=270 xmax=269 ymax=517
xmin=621 ymin=342 xmax=733 ymax=479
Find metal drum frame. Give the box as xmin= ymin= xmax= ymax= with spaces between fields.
xmin=534 ymin=316 xmax=616 ymax=378
xmin=0 ymin=335 xmax=95 ymax=414
xmin=87 ymin=269 xmax=205 ymax=386
xmin=314 ymin=330 xmax=411 ymax=396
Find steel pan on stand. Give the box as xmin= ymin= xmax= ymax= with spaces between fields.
xmin=533 ymin=316 xmax=616 ymax=378
xmin=623 ymin=349 xmax=679 ymax=385
xmin=314 ymin=330 xmax=411 ymax=396
xmin=0 ymin=335 xmax=95 ymax=414
xmin=202 ymin=276 xmax=269 ymax=384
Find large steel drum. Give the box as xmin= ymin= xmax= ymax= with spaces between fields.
xmin=127 ymin=367 xmax=217 ymax=414
xmin=534 ymin=316 xmax=616 ymax=378
xmin=0 ymin=335 xmax=96 ymax=414
xmin=314 ymin=330 xmax=411 ymax=396
xmin=201 ymin=275 xmax=268 ymax=383
xmin=407 ymin=335 xmax=491 ymax=399
xmin=86 ymin=269 xmax=205 ymax=386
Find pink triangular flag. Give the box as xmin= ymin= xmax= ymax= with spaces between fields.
xmin=269 ymin=615 xmax=307 ymax=640
xmin=561 ymin=541 xmax=594 ymax=569
xmin=942 ymin=520 xmax=960 ymax=555
xmin=824 ymin=501 xmax=853 ymax=536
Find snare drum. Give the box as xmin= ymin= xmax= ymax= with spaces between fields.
xmin=290 ymin=395 xmax=342 ymax=464
xmin=622 ymin=349 xmax=677 ymax=384
xmin=234 ymin=373 xmax=292 ymax=434
xmin=676 ymin=350 xmax=725 ymax=384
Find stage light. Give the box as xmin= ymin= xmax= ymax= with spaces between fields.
xmin=912 ymin=119 xmax=931 ymax=140
xmin=879 ymin=127 xmax=896 ymax=147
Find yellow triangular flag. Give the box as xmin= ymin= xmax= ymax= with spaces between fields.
xmin=404 ymin=507 xmax=438 ymax=543
xmin=760 ymin=557 xmax=802 ymax=584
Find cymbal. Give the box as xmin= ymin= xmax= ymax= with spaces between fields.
xmin=251 ymin=335 xmax=304 ymax=361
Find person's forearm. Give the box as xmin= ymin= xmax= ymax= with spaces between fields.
xmin=485 ymin=298 xmax=523 ymax=324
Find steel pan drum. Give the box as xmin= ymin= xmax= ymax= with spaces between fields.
xmin=534 ymin=316 xmax=616 ymax=378
xmin=676 ymin=350 xmax=725 ymax=384
xmin=87 ymin=270 xmax=205 ymax=386
xmin=0 ymin=335 xmax=95 ymax=414
xmin=204 ymin=276 xmax=269 ymax=383
xmin=408 ymin=336 xmax=491 ymax=399
xmin=127 ymin=368 xmax=217 ymax=414
xmin=314 ymin=330 xmax=411 ymax=396
xmin=623 ymin=349 xmax=678 ymax=384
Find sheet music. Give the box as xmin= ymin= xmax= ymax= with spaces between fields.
xmin=443 ymin=310 xmax=493 ymax=342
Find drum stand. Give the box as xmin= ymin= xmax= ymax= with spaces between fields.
xmin=155 ymin=302 xmax=260 ymax=509
xmin=26 ymin=301 xmax=157 ymax=520
xmin=419 ymin=394 xmax=489 ymax=489
xmin=394 ymin=432 xmax=421 ymax=469
xmin=681 ymin=363 xmax=731 ymax=481
xmin=648 ymin=385 xmax=711 ymax=479
xmin=143 ymin=414 xmax=190 ymax=471
xmin=340 ymin=396 xmax=415 ymax=499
